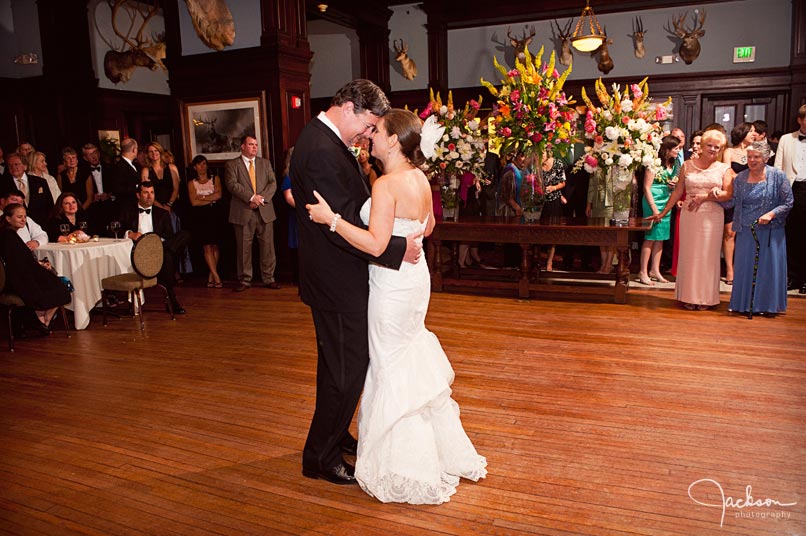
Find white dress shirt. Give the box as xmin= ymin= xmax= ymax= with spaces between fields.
xmin=18 ymin=216 xmax=48 ymax=246
xmin=138 ymin=205 xmax=154 ymax=234
xmin=90 ymin=166 xmax=104 ymax=193
xmin=795 ymin=136 xmax=806 ymax=180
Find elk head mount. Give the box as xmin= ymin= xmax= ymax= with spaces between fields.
xmin=182 ymin=0 xmax=235 ymax=51
xmin=595 ymin=28 xmax=614 ymax=75
xmin=631 ymin=16 xmax=647 ymax=59
xmin=94 ymin=0 xmax=166 ymax=84
xmin=508 ymin=25 xmax=536 ymax=64
xmin=668 ymin=9 xmax=706 ymax=65
xmin=393 ymin=39 xmax=417 ymax=80
xmin=551 ymin=19 xmax=574 ymax=67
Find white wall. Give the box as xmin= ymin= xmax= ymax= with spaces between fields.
xmin=308 ymin=20 xmax=360 ymax=99
xmin=449 ymin=0 xmax=791 ymax=87
xmin=389 ymin=4 xmax=428 ymax=92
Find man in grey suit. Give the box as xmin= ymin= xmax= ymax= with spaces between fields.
xmin=225 ymin=135 xmax=279 ymax=291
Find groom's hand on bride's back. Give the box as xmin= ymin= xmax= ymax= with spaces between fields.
xmin=403 ymin=230 xmax=424 ymax=264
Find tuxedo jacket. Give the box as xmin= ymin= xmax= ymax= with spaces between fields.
xmin=773 ymin=132 xmax=804 ymax=184
xmin=290 ymin=116 xmax=407 ymax=313
xmin=79 ymin=162 xmax=114 ymax=195
xmin=109 ymin=158 xmax=140 ymax=205
xmin=1 ymin=173 xmax=53 ymax=223
xmin=120 ymin=204 xmax=174 ymax=241
xmin=224 ymin=155 xmax=277 ymax=225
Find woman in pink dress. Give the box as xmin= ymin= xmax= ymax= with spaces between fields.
xmin=651 ymin=129 xmax=731 ymax=310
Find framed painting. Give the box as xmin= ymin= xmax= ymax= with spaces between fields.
xmin=183 ymin=97 xmax=263 ymax=162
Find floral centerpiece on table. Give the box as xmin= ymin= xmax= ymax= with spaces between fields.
xmin=480 ymin=46 xmax=578 ymax=219
xmin=572 ymin=77 xmax=671 ymax=222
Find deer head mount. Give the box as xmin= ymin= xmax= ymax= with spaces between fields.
xmin=596 ymin=28 xmax=614 ymax=75
xmin=393 ymin=39 xmax=417 ymax=80
xmin=182 ymin=0 xmax=235 ymax=51
xmin=508 ymin=25 xmax=536 ymax=64
xmin=668 ymin=9 xmax=706 ymax=65
xmin=551 ymin=19 xmax=574 ymax=67
xmin=94 ymin=0 xmax=166 ymax=84
xmin=631 ymin=16 xmax=647 ymax=59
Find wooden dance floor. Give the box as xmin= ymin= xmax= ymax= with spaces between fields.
xmin=1 ymin=282 xmax=804 ymax=535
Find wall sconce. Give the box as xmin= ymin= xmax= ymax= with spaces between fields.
xmin=571 ymin=1 xmax=605 ymax=52
xmin=317 ymin=3 xmax=327 ymax=12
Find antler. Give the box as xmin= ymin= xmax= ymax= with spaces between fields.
xmin=671 ymin=12 xmax=688 ymax=38
xmin=633 ymin=16 xmax=645 ymax=35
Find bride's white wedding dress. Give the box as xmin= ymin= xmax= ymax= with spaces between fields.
xmin=355 ymin=199 xmax=487 ymax=505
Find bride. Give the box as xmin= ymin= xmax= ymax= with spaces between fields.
xmin=306 ymin=109 xmax=487 ymax=504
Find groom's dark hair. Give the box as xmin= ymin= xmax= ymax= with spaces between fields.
xmin=331 ymin=79 xmax=390 ymax=117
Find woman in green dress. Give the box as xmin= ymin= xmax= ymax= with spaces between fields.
xmin=639 ymin=135 xmax=681 ymax=285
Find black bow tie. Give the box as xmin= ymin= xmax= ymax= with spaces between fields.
xmin=91 ymin=165 xmax=101 ymax=172
xmin=799 ymin=134 xmax=806 ymax=142
xmin=139 ymin=208 xmax=151 ymax=214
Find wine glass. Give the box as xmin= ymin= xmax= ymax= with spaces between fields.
xmin=78 ymin=221 xmax=88 ymax=233
xmin=60 ymin=223 xmax=71 ymax=237
xmin=109 ymin=221 xmax=121 ymax=240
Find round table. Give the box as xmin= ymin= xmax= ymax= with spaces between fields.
xmin=34 ymin=238 xmax=134 ymax=330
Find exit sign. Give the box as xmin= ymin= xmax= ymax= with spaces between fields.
xmin=733 ymin=46 xmax=756 ymax=63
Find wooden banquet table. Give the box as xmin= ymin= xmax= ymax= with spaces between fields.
xmin=34 ymin=238 xmax=134 ymax=330
xmin=430 ymin=216 xmax=653 ymax=303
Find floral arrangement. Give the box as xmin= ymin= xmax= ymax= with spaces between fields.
xmin=573 ymin=77 xmax=671 ymax=175
xmin=417 ymin=89 xmax=488 ymax=179
xmin=481 ymin=45 xmax=578 ymax=160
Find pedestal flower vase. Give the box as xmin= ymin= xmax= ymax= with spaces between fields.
xmin=440 ymin=173 xmax=460 ymax=220
xmin=520 ymin=156 xmax=545 ymax=222
xmin=610 ymin=166 xmax=634 ymax=224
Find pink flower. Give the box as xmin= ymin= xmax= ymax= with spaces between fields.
xmin=470 ymin=99 xmax=480 ymax=110
xmin=448 ymin=143 xmax=456 ymax=151
xmin=510 ymin=90 xmax=521 ymax=103
xmin=552 ymin=69 xmax=559 ymax=79
xmin=585 ymin=155 xmax=598 ymax=167
xmin=655 ymin=105 xmax=667 ymax=121
xmin=418 ymin=104 xmax=433 ymax=119
xmin=439 ymin=162 xmax=447 ymax=169
xmin=594 ymin=135 xmax=604 ymax=145
xmin=500 ymin=127 xmax=512 ymax=137
xmin=508 ymin=69 xmax=519 ymax=77
xmin=622 ymin=115 xmax=630 ymax=125
xmin=531 ymin=132 xmax=543 ymax=142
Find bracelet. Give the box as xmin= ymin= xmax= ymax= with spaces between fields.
xmin=329 ymin=213 xmax=341 ymax=232
xmin=166 ymin=201 xmax=174 ymax=207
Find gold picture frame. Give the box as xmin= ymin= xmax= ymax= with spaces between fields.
xmin=182 ymin=97 xmax=263 ymax=163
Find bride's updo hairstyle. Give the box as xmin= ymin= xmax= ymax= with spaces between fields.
xmin=382 ymin=108 xmax=426 ymax=168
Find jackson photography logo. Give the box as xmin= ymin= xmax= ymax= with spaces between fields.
xmin=688 ymin=478 xmax=798 ymax=527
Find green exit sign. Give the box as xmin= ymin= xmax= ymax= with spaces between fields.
xmin=733 ymin=46 xmax=756 ymax=63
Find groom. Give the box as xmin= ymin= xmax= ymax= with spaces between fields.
xmin=291 ymin=79 xmax=421 ymax=484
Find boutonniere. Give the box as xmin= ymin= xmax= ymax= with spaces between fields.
xmin=348 ymin=144 xmax=361 ymax=158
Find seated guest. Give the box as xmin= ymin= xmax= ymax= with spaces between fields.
xmin=0 ymin=203 xmax=71 ymax=333
xmin=1 ymin=152 xmax=53 ymax=224
xmin=713 ymin=141 xmax=793 ymax=316
xmin=57 ymin=147 xmax=94 ymax=212
xmin=0 ymin=189 xmax=48 ymax=250
xmin=120 ymin=181 xmax=190 ymax=314
xmin=45 ymin=192 xmax=90 ymax=243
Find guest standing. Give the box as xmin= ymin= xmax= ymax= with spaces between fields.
xmin=225 ymin=135 xmax=279 ymax=291
xmin=187 ymin=155 xmax=224 ymax=288
xmin=773 ymin=104 xmax=806 ymax=294
xmin=652 ymin=129 xmax=731 ymax=310
xmin=141 ymin=142 xmax=180 ymax=214
xmin=639 ymin=135 xmax=680 ymax=285
xmin=713 ymin=142 xmax=792 ymax=315
xmin=541 ymin=152 xmax=566 ymax=272
xmin=109 ymin=138 xmax=141 ymax=211
xmin=280 ymin=148 xmax=300 ymax=283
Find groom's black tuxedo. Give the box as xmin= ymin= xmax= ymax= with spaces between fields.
xmin=291 ymin=115 xmax=407 ymax=475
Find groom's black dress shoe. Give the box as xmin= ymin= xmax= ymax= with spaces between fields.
xmin=340 ymin=436 xmax=358 ymax=456
xmin=302 ymin=462 xmax=356 ymax=485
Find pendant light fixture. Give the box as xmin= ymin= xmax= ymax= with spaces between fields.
xmin=571 ymin=1 xmax=605 ymax=52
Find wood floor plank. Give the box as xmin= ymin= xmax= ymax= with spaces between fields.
xmin=0 ymin=283 xmax=803 ymax=535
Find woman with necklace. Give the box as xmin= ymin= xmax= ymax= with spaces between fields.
xmin=712 ymin=141 xmax=793 ymax=316
xmin=57 ymin=147 xmax=94 ymax=211
xmin=650 ymin=129 xmax=731 ymax=310
xmin=721 ymin=122 xmax=757 ymax=284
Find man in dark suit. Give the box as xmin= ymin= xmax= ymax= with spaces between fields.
xmin=1 ymin=152 xmax=53 ymax=223
xmin=224 ymin=135 xmax=279 ymax=291
xmin=81 ymin=142 xmax=116 ymax=234
xmin=109 ymin=138 xmax=141 ymax=214
xmin=121 ymin=181 xmax=190 ymax=314
xmin=290 ymin=79 xmax=420 ymax=485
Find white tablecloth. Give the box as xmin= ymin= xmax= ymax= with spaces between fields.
xmin=34 ymin=239 xmax=134 ymax=330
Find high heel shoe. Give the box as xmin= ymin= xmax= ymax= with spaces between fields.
xmin=649 ymin=271 xmax=669 ymax=284
xmin=638 ymin=273 xmax=655 ymax=286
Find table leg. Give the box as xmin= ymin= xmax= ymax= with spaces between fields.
xmin=519 ymin=243 xmax=530 ymax=299
xmin=614 ymin=245 xmax=630 ymax=304
xmin=432 ymin=239 xmax=443 ymax=291
xmin=450 ymin=242 xmax=460 ymax=279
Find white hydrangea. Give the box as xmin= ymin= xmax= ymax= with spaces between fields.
xmin=618 ymin=154 xmax=633 ymax=168
xmin=621 ymin=99 xmax=633 ymax=113
xmin=605 ymin=126 xmax=620 ymax=141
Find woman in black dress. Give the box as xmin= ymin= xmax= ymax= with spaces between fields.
xmin=540 ymin=152 xmax=567 ymax=271
xmin=186 ymin=155 xmax=224 ymax=287
xmin=57 ymin=147 xmax=94 ymax=211
xmin=0 ymin=203 xmax=71 ymax=330
xmin=45 ymin=192 xmax=90 ymax=243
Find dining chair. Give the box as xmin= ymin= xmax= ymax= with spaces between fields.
xmin=0 ymin=257 xmax=69 ymax=351
xmin=101 ymin=232 xmax=175 ymax=333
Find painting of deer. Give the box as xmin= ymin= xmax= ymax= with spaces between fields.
xmin=596 ymin=28 xmax=614 ymax=75
xmin=94 ymin=0 xmax=167 ymax=84
xmin=182 ymin=0 xmax=235 ymax=51
xmin=507 ymin=25 xmax=536 ymax=64
xmin=631 ymin=16 xmax=647 ymax=59
xmin=393 ymin=39 xmax=417 ymax=80
xmin=551 ymin=19 xmax=574 ymax=67
xmin=669 ymin=10 xmax=707 ymax=65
